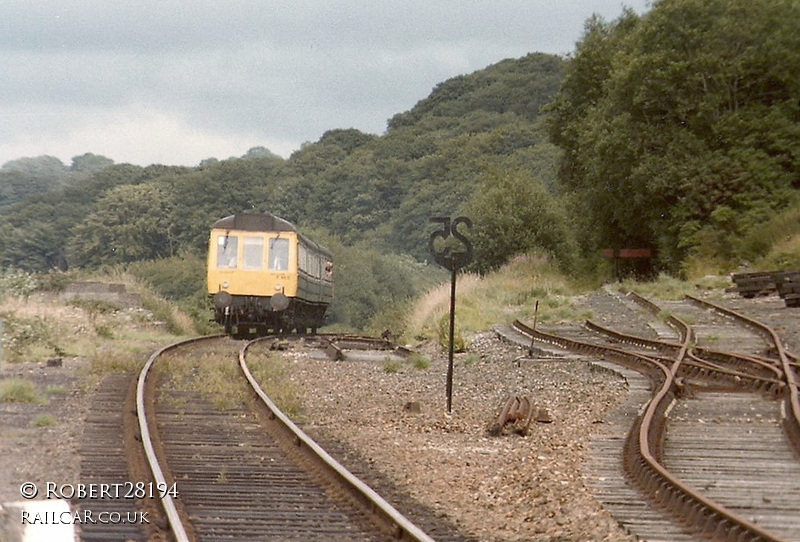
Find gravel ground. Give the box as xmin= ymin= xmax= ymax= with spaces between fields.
xmin=0 ymin=357 xmax=88 ymax=505
xmin=0 ymin=330 xmax=633 ymax=541
xmin=284 ymin=329 xmax=636 ymax=542
xmin=6 ymin=288 xmax=796 ymax=541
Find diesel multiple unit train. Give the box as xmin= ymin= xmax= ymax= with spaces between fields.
xmin=207 ymin=212 xmax=333 ymax=336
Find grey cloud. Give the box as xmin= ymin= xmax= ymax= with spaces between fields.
xmin=0 ymin=0 xmax=650 ymax=165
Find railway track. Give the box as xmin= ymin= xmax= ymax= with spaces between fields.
xmin=75 ymin=372 xmax=149 ymax=542
xmin=512 ymin=289 xmax=800 ymax=542
xmin=135 ymin=334 xmax=433 ymax=542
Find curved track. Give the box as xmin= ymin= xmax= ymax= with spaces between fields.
xmin=135 ymin=335 xmax=434 ymax=542
xmin=512 ymin=290 xmax=800 ymax=542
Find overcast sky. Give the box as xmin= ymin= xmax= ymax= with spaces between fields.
xmin=0 ymin=1 xmax=651 ymax=167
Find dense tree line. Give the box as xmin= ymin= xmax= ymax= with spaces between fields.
xmin=548 ymin=0 xmax=800 ymax=270
xmin=0 ymin=153 xmax=113 ymax=211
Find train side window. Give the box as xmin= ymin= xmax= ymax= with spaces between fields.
xmin=217 ymin=235 xmax=238 ymax=269
xmin=269 ymin=238 xmax=289 ymax=271
xmin=243 ymin=237 xmax=264 ymax=270
xmin=299 ymin=244 xmax=308 ymax=274
xmin=309 ymin=250 xmax=317 ymax=278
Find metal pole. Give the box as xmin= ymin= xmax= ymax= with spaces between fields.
xmin=446 ymin=267 xmax=456 ymax=413
xmin=528 ymin=300 xmax=539 ymax=357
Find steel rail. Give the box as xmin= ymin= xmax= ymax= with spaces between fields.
xmin=136 ymin=334 xmax=224 ymax=542
xmin=584 ymin=319 xmax=684 ymax=355
xmin=618 ymin=295 xmax=796 ymax=539
xmin=586 ymin=317 xmax=784 ymax=390
xmin=513 ymin=318 xmax=788 ymax=541
xmin=599 ymin=294 xmax=787 ymax=394
xmin=691 ymin=348 xmax=786 ymax=384
xmin=683 ymin=351 xmax=785 ymax=392
xmin=239 ymin=336 xmax=436 ymax=542
xmin=624 ymin=290 xmax=693 ymax=344
xmin=685 ymin=295 xmax=800 ymax=456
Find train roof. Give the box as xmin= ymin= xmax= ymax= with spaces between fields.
xmin=212 ymin=213 xmax=297 ymax=233
xmin=211 ymin=212 xmax=332 ymax=256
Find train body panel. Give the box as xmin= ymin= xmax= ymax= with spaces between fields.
xmin=206 ymin=213 xmax=333 ymax=336
xmin=208 ymin=231 xmax=300 ymax=297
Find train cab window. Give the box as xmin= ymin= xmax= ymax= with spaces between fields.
xmin=269 ymin=238 xmax=289 ymax=271
xmin=217 ymin=235 xmax=238 ymax=269
xmin=243 ymin=237 xmax=264 ymax=270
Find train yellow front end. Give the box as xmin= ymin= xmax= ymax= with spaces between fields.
xmin=207 ymin=213 xmax=333 ymax=336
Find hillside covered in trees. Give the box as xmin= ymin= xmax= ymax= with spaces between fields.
xmin=549 ymin=0 xmax=800 ymax=271
xmin=1 ymin=0 xmax=798 ymax=329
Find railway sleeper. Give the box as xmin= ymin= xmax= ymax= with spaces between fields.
xmin=783 ymin=293 xmax=800 ymax=307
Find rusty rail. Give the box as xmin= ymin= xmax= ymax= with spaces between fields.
xmin=240 ymin=336 xmax=436 ymax=542
xmin=136 ymin=335 xmax=223 ymax=542
xmin=587 ymin=317 xmax=784 ymax=392
xmin=685 ymin=295 xmax=800 ymax=457
xmin=513 ymin=316 xmax=787 ymax=541
xmin=137 ymin=334 xmax=434 ymax=541
xmin=489 ymin=395 xmax=535 ymax=436
xmin=318 ymin=334 xmax=407 ymax=361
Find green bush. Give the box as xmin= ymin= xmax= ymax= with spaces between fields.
xmin=127 ymin=254 xmax=207 ymax=300
xmin=464 ymin=167 xmax=578 ymax=274
xmin=328 ymin=243 xmax=443 ymax=331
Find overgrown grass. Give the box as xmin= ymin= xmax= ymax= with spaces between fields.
xmin=399 ymin=253 xmax=589 ymax=345
xmin=616 ymin=273 xmax=700 ymax=300
xmin=379 ymin=353 xmax=432 ymax=374
xmin=383 ymin=358 xmax=402 ymax=373
xmin=753 ymin=233 xmax=800 ymax=271
xmin=160 ymin=346 xmax=245 ymax=410
xmin=739 ymin=204 xmax=800 ymax=263
xmin=616 ymin=272 xmax=731 ymax=300
xmin=32 ymin=414 xmax=57 ymax=427
xmin=87 ymin=347 xmax=145 ymax=375
xmin=681 ymin=254 xmax=735 ymax=280
xmin=0 ymin=269 xmax=196 ymax=379
xmin=680 ymin=203 xmax=800 ymax=277
xmin=160 ymin=344 xmax=303 ymax=417
xmin=436 ymin=314 xmax=468 ymax=352
xmin=0 ymin=378 xmax=41 ymax=403
xmin=408 ymin=352 xmax=431 ymax=370
xmin=246 ymin=350 xmax=303 ymax=419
